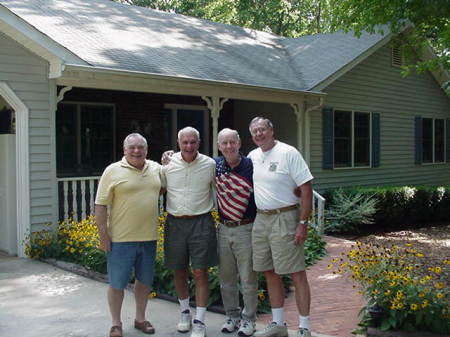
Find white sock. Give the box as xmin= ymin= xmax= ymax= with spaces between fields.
xmin=178 ymin=297 xmax=190 ymax=313
xmin=299 ymin=315 xmax=310 ymax=330
xmin=195 ymin=306 xmax=206 ymax=323
xmin=272 ymin=307 xmax=284 ymax=326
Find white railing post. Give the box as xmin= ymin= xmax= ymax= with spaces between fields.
xmin=71 ymin=180 xmax=78 ymax=221
xmin=312 ymin=190 xmax=326 ymax=234
xmin=63 ymin=181 xmax=69 ymax=219
xmin=57 ymin=176 xmax=100 ymax=222
xmin=80 ymin=181 xmax=87 ymax=220
xmin=89 ymin=179 xmax=95 ymax=215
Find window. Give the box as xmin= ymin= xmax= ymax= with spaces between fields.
xmin=56 ymin=103 xmax=115 ymax=177
xmin=422 ymin=118 xmax=445 ymax=164
xmin=334 ymin=110 xmax=371 ymax=168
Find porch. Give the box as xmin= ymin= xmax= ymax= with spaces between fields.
xmin=55 ymin=86 xmax=325 ymax=230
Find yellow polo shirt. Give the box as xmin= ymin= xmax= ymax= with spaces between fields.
xmin=95 ymin=157 xmax=162 ymax=242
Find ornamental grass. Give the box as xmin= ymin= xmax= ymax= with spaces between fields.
xmin=330 ymin=241 xmax=449 ymax=334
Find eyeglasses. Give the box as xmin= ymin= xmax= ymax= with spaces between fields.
xmin=250 ymin=127 xmax=268 ymax=136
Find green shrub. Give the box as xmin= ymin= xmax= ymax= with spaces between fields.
xmin=324 ymin=185 xmax=450 ymax=232
xmin=324 ymin=189 xmax=377 ymax=234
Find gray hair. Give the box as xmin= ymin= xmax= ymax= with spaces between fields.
xmin=218 ymin=128 xmax=240 ymax=143
xmin=178 ymin=126 xmax=200 ymax=141
xmin=248 ymin=116 xmax=274 ymax=131
xmin=123 ymin=133 xmax=147 ymax=149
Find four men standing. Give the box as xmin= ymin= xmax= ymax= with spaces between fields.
xmin=95 ymin=117 xmax=315 ymax=337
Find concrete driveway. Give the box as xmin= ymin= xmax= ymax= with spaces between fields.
xmin=0 ymin=257 xmax=232 ymax=337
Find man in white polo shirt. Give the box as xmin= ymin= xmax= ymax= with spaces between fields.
xmin=248 ymin=117 xmax=314 ymax=337
xmin=162 ymin=126 xmax=217 ymax=337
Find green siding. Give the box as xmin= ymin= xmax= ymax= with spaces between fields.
xmin=0 ymin=32 xmax=57 ymax=228
xmin=311 ymin=44 xmax=450 ymax=191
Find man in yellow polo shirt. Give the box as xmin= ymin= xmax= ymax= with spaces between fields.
xmin=95 ymin=133 xmax=162 ymax=337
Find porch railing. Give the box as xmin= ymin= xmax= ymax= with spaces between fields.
xmin=57 ymin=177 xmax=326 ymax=234
xmin=57 ymin=176 xmax=100 ymax=221
xmin=312 ymin=190 xmax=326 ymax=234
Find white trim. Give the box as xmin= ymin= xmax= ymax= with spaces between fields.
xmin=0 ymin=82 xmax=29 ymax=257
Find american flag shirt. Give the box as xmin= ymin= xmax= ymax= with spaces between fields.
xmin=214 ymin=155 xmax=256 ymax=221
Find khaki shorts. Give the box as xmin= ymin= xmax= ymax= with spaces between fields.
xmin=252 ymin=208 xmax=305 ymax=274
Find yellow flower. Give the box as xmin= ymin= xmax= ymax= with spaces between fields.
xmin=421 ymin=300 xmax=429 ymax=308
xmin=434 ymin=266 xmax=442 ymax=274
xmin=410 ymin=303 xmax=418 ymax=311
xmin=435 ymin=282 xmax=445 ymax=289
xmin=418 ymin=292 xmax=426 ymax=297
xmin=416 ymin=253 xmax=424 ymax=257
xmin=396 ymin=303 xmax=404 ymax=309
xmin=384 ymin=289 xmax=391 ymax=296
xmin=436 ymin=292 xmax=444 ymax=299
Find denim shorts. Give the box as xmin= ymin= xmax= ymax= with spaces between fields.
xmin=107 ymin=241 xmax=156 ymax=289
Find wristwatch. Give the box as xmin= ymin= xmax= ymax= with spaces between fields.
xmin=299 ymin=220 xmax=308 ymax=226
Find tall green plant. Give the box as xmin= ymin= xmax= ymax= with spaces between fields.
xmin=324 ymin=189 xmax=377 ymax=234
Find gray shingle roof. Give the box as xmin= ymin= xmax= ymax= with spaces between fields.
xmin=0 ymin=0 xmax=388 ymax=92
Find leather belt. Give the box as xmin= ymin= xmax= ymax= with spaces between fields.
xmin=221 ymin=218 xmax=254 ymax=228
xmin=168 ymin=212 xmax=209 ymax=219
xmin=256 ymin=204 xmax=298 ymax=215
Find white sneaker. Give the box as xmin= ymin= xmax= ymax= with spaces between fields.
xmin=191 ymin=319 xmax=206 ymax=337
xmin=297 ymin=328 xmax=311 ymax=337
xmin=221 ymin=317 xmax=240 ymax=333
xmin=177 ymin=310 xmax=192 ymax=333
xmin=238 ymin=319 xmax=256 ymax=336
xmin=254 ymin=322 xmax=288 ymax=337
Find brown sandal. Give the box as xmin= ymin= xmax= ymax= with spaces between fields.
xmin=134 ymin=320 xmax=155 ymax=334
xmin=109 ymin=325 xmax=123 ymax=337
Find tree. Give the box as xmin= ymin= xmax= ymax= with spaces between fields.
xmin=114 ymin=0 xmax=333 ymax=36
xmin=329 ymin=0 xmax=450 ymax=78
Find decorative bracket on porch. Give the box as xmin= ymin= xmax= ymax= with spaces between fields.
xmin=201 ymin=96 xmax=229 ymax=157
xmin=56 ymin=86 xmax=72 ymax=103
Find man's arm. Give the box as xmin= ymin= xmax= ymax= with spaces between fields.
xmin=95 ymin=204 xmax=111 ymax=252
xmin=294 ymin=180 xmax=313 ymax=245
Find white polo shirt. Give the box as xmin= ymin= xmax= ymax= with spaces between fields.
xmin=248 ymin=141 xmax=313 ymax=210
xmin=162 ymin=152 xmax=216 ymax=216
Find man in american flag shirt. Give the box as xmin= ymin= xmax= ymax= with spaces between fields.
xmin=215 ymin=128 xmax=258 ymax=337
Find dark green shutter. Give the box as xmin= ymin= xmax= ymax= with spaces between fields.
xmin=415 ymin=116 xmax=423 ymax=165
xmin=446 ymin=118 xmax=450 ymax=163
xmin=371 ymin=113 xmax=380 ymax=167
xmin=322 ymin=107 xmax=334 ymax=169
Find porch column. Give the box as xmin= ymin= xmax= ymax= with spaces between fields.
xmin=290 ymin=102 xmax=305 ymax=155
xmin=304 ymin=97 xmax=325 ymax=164
xmin=201 ymin=96 xmax=229 ymax=157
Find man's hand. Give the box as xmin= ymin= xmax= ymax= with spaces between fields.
xmin=161 ymin=150 xmax=174 ymax=165
xmin=294 ymin=222 xmax=308 ymax=245
xmin=98 ymin=232 xmax=112 ymax=252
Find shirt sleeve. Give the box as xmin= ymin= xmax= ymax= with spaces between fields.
xmin=95 ymin=166 xmax=114 ymax=205
xmin=288 ymin=148 xmax=314 ymax=186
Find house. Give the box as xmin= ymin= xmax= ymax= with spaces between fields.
xmin=0 ymin=0 xmax=449 ymax=256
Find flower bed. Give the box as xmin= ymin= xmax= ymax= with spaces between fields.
xmin=331 ymin=240 xmax=449 ymax=334
xmin=26 ymin=212 xmax=327 ymax=313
